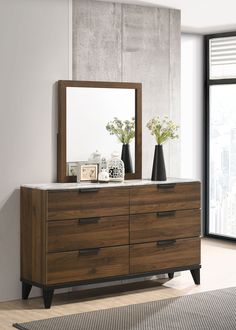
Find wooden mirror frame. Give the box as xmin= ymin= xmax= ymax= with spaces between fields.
xmin=57 ymin=80 xmax=142 ymax=183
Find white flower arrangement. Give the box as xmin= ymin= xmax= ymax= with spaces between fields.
xmin=106 ymin=117 xmax=135 ymax=144
xmin=146 ymin=116 xmax=179 ymax=145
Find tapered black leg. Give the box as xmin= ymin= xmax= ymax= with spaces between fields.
xmin=190 ymin=269 xmax=200 ymax=285
xmin=22 ymin=282 xmax=32 ymax=300
xmin=43 ymin=288 xmax=54 ymax=309
xmin=168 ymin=272 xmax=174 ymax=279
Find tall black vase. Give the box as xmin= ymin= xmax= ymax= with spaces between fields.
xmin=151 ymin=145 xmax=167 ymax=181
xmin=121 ymin=144 xmax=133 ymax=173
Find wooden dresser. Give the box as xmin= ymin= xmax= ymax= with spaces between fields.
xmin=20 ymin=179 xmax=201 ymax=308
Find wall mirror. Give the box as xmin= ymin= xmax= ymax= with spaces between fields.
xmin=57 ymin=80 xmax=142 ymax=182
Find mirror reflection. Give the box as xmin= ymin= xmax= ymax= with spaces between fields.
xmin=66 ymin=87 xmax=136 ymax=176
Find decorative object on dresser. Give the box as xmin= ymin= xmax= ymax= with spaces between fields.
xmin=77 ymin=162 xmax=98 ymax=183
xmin=107 ymin=151 xmax=125 ymax=182
xmin=151 ymin=145 xmax=166 ymax=181
xmin=66 ymin=162 xmax=78 ymax=176
xmin=146 ymin=117 xmax=179 ymax=181
xmin=88 ymin=150 xmax=101 ymax=163
xmin=58 ymin=80 xmax=142 ymax=182
xmin=98 ymin=169 xmax=109 ymax=183
xmin=121 ymin=144 xmax=133 ymax=174
xmin=100 ymin=157 xmax=108 ymax=171
xmin=106 ymin=117 xmax=135 ymax=173
xmin=20 ymin=179 xmax=201 ymax=309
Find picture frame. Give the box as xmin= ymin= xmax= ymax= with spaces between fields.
xmin=67 ymin=162 xmax=78 ymax=176
xmin=77 ymin=162 xmax=99 ymax=183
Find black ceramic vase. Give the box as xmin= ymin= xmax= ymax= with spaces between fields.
xmin=151 ymin=145 xmax=167 ymax=181
xmin=121 ymin=144 xmax=133 ymax=173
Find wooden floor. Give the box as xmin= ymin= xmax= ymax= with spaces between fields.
xmin=1 ymin=238 xmax=236 ymax=329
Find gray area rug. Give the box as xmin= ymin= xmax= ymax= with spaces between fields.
xmin=13 ymin=287 xmax=236 ymax=329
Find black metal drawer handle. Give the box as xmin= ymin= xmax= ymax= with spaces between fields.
xmin=79 ymin=188 xmax=99 ymax=193
xmin=156 ymin=211 xmax=176 ymax=218
xmin=157 ymin=184 xmax=176 ymax=189
xmin=157 ymin=239 xmax=176 ymax=246
xmin=79 ymin=248 xmax=100 ymax=256
xmin=78 ymin=217 xmax=100 ymax=225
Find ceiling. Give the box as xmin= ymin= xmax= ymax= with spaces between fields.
xmin=97 ymin=0 xmax=236 ymax=34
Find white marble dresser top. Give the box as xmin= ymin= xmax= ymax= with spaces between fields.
xmin=21 ymin=178 xmax=199 ymax=191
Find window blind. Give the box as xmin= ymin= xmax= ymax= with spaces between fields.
xmin=210 ymin=36 xmax=236 ymax=79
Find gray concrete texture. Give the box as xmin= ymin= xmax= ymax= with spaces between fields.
xmin=73 ymin=0 xmax=181 ymax=178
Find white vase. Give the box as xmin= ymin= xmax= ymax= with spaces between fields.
xmin=98 ymin=169 xmax=109 ymax=183
xmin=108 ymin=151 xmax=125 ymax=182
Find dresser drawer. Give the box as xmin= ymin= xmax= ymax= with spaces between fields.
xmin=130 ymin=238 xmax=200 ymax=274
xmin=130 ymin=182 xmax=200 ymax=214
xmin=47 ymin=188 xmax=129 ymax=220
xmin=47 ymin=246 xmax=129 ymax=284
xmin=130 ymin=209 xmax=200 ymax=244
xmin=47 ymin=215 xmax=129 ymax=252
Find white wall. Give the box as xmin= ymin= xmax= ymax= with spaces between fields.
xmin=181 ymin=34 xmax=204 ymax=181
xmin=181 ymin=34 xmax=204 ymax=232
xmin=0 ymin=0 xmax=70 ymax=301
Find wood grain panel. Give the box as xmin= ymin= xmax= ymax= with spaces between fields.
xmin=21 ymin=187 xmax=32 ymax=281
xmin=20 ymin=188 xmax=47 ymax=284
xmin=48 ymin=215 xmax=129 ymax=252
xmin=130 ymin=209 xmax=200 ymax=244
xmin=57 ymin=80 xmax=142 ymax=182
xmin=47 ymin=246 xmax=129 ymax=284
xmin=130 ymin=182 xmax=200 ymax=214
xmin=130 ymin=238 xmax=201 ymax=274
xmin=48 ymin=188 xmax=129 ymax=220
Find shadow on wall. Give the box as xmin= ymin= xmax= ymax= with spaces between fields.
xmin=0 ymin=189 xmax=42 ymax=302
xmin=0 ymin=189 xmax=21 ymax=302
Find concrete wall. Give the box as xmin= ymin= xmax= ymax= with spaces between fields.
xmin=73 ymin=0 xmax=181 ymax=178
xmin=0 ymin=0 xmax=70 ymax=301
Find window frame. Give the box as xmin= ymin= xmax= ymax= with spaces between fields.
xmin=205 ymin=31 xmax=236 ymax=241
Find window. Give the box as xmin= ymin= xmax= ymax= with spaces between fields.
xmin=206 ymin=32 xmax=236 ymax=240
